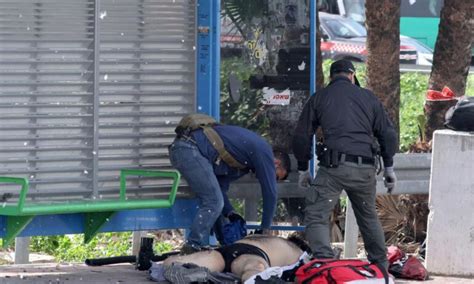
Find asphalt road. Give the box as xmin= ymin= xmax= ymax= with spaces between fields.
xmin=400 ymin=64 xmax=474 ymax=74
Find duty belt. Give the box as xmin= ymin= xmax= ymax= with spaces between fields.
xmin=339 ymin=153 xmax=374 ymax=165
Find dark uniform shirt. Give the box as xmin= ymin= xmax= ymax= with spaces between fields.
xmin=293 ymin=76 xmax=398 ymax=170
xmin=191 ymin=125 xmax=277 ymax=229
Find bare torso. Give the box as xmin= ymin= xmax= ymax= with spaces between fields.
xmin=236 ymin=235 xmax=303 ymax=267
xmin=163 ymin=235 xmax=304 ymax=282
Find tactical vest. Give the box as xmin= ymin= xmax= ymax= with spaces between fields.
xmin=175 ymin=114 xmax=246 ymax=169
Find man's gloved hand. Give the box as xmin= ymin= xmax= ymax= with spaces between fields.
xmin=298 ymin=170 xmax=312 ymax=188
xmin=227 ymin=212 xmax=245 ymax=223
xmin=383 ymin=166 xmax=397 ymax=193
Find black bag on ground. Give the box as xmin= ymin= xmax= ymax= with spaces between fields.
xmin=444 ymin=97 xmax=474 ymax=131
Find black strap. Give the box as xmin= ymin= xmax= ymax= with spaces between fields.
xmin=376 ymin=154 xmax=383 ymax=175
xmin=347 ymin=265 xmax=377 ymax=279
xmin=375 ymin=263 xmax=390 ymax=284
xmin=326 ymin=270 xmax=337 ymax=284
xmin=341 ymin=154 xmax=375 ymax=165
xmin=302 ymin=261 xmax=341 ymax=284
xmin=304 ymin=259 xmax=341 ymax=272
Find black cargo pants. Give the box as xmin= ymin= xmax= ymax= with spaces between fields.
xmin=304 ymin=161 xmax=388 ymax=268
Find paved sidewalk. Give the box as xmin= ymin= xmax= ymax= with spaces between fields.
xmin=0 ymin=263 xmax=472 ymax=284
xmin=0 ymin=263 xmax=149 ymax=284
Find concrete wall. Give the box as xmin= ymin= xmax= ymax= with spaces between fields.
xmin=426 ymin=130 xmax=474 ymax=276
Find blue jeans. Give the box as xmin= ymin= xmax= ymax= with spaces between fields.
xmin=168 ymin=138 xmax=224 ymax=247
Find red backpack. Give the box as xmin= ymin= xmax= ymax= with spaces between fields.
xmin=295 ymin=259 xmax=393 ymax=284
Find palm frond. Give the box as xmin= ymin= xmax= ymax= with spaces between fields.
xmin=376 ymin=194 xmax=429 ymax=249
xmin=221 ymin=0 xmax=267 ymax=38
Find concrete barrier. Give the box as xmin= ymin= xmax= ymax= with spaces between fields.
xmin=425 ymin=130 xmax=474 ymax=276
xmin=229 ymin=153 xmax=431 ymax=257
xmin=229 ymin=153 xmax=431 ymax=211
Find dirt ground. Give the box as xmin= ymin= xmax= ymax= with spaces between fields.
xmin=0 ymin=262 xmax=472 ymax=284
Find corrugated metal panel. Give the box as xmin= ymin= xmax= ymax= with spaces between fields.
xmin=0 ymin=0 xmax=196 ymax=202
xmin=97 ymin=0 xmax=195 ymax=199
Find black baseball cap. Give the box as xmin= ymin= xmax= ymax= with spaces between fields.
xmin=330 ymin=59 xmax=360 ymax=86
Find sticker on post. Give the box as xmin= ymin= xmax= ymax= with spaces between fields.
xmin=262 ymin=88 xmax=291 ymax=105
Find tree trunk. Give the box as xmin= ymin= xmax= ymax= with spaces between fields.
xmin=424 ymin=99 xmax=457 ymax=142
xmin=266 ymin=6 xmax=324 ymax=153
xmin=365 ymin=0 xmax=401 ymax=134
xmin=425 ymin=0 xmax=474 ymax=141
xmin=265 ymin=1 xmax=324 ymax=224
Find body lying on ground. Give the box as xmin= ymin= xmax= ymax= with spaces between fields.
xmin=163 ymin=234 xmax=309 ymax=282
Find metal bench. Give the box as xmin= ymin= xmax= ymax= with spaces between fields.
xmin=0 ymin=169 xmax=180 ymax=248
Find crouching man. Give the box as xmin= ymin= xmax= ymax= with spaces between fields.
xmin=162 ymin=234 xmax=310 ymax=282
xmin=169 ymin=113 xmax=291 ymax=253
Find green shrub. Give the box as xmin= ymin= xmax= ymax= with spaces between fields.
xmin=28 ymin=232 xmax=173 ymax=262
xmin=153 ymin=241 xmax=173 ymax=254
xmin=400 ymin=73 xmax=429 ymax=151
xmin=30 ymin=233 xmax=132 ymax=262
xmin=466 ymin=74 xmax=474 ymax=96
xmin=220 ymin=58 xmax=269 ymax=135
xmin=30 ymin=235 xmax=63 ymax=256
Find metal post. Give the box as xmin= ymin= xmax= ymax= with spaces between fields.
xmin=91 ymin=0 xmax=101 ymax=197
xmin=196 ymin=0 xmax=220 ymax=119
xmin=343 ymin=200 xmax=359 ymax=258
xmin=14 ymin=237 xmax=30 ymax=264
xmin=244 ymin=199 xmax=258 ymax=223
xmin=309 ymin=0 xmax=318 ymax=176
xmin=132 ymin=231 xmax=147 ymax=256
xmin=309 ymin=0 xmax=317 ymax=95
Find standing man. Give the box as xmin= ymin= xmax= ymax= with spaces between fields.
xmin=292 ymin=59 xmax=398 ymax=269
xmin=169 ymin=114 xmax=291 ymax=254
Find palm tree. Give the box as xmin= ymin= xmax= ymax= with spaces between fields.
xmin=365 ymin=0 xmax=429 ymax=250
xmin=424 ymin=0 xmax=474 ymax=141
xmin=365 ymin=0 xmax=401 ymax=134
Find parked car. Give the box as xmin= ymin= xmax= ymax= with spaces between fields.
xmin=400 ymin=35 xmax=434 ymax=66
xmin=319 ymin=12 xmax=433 ymax=65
